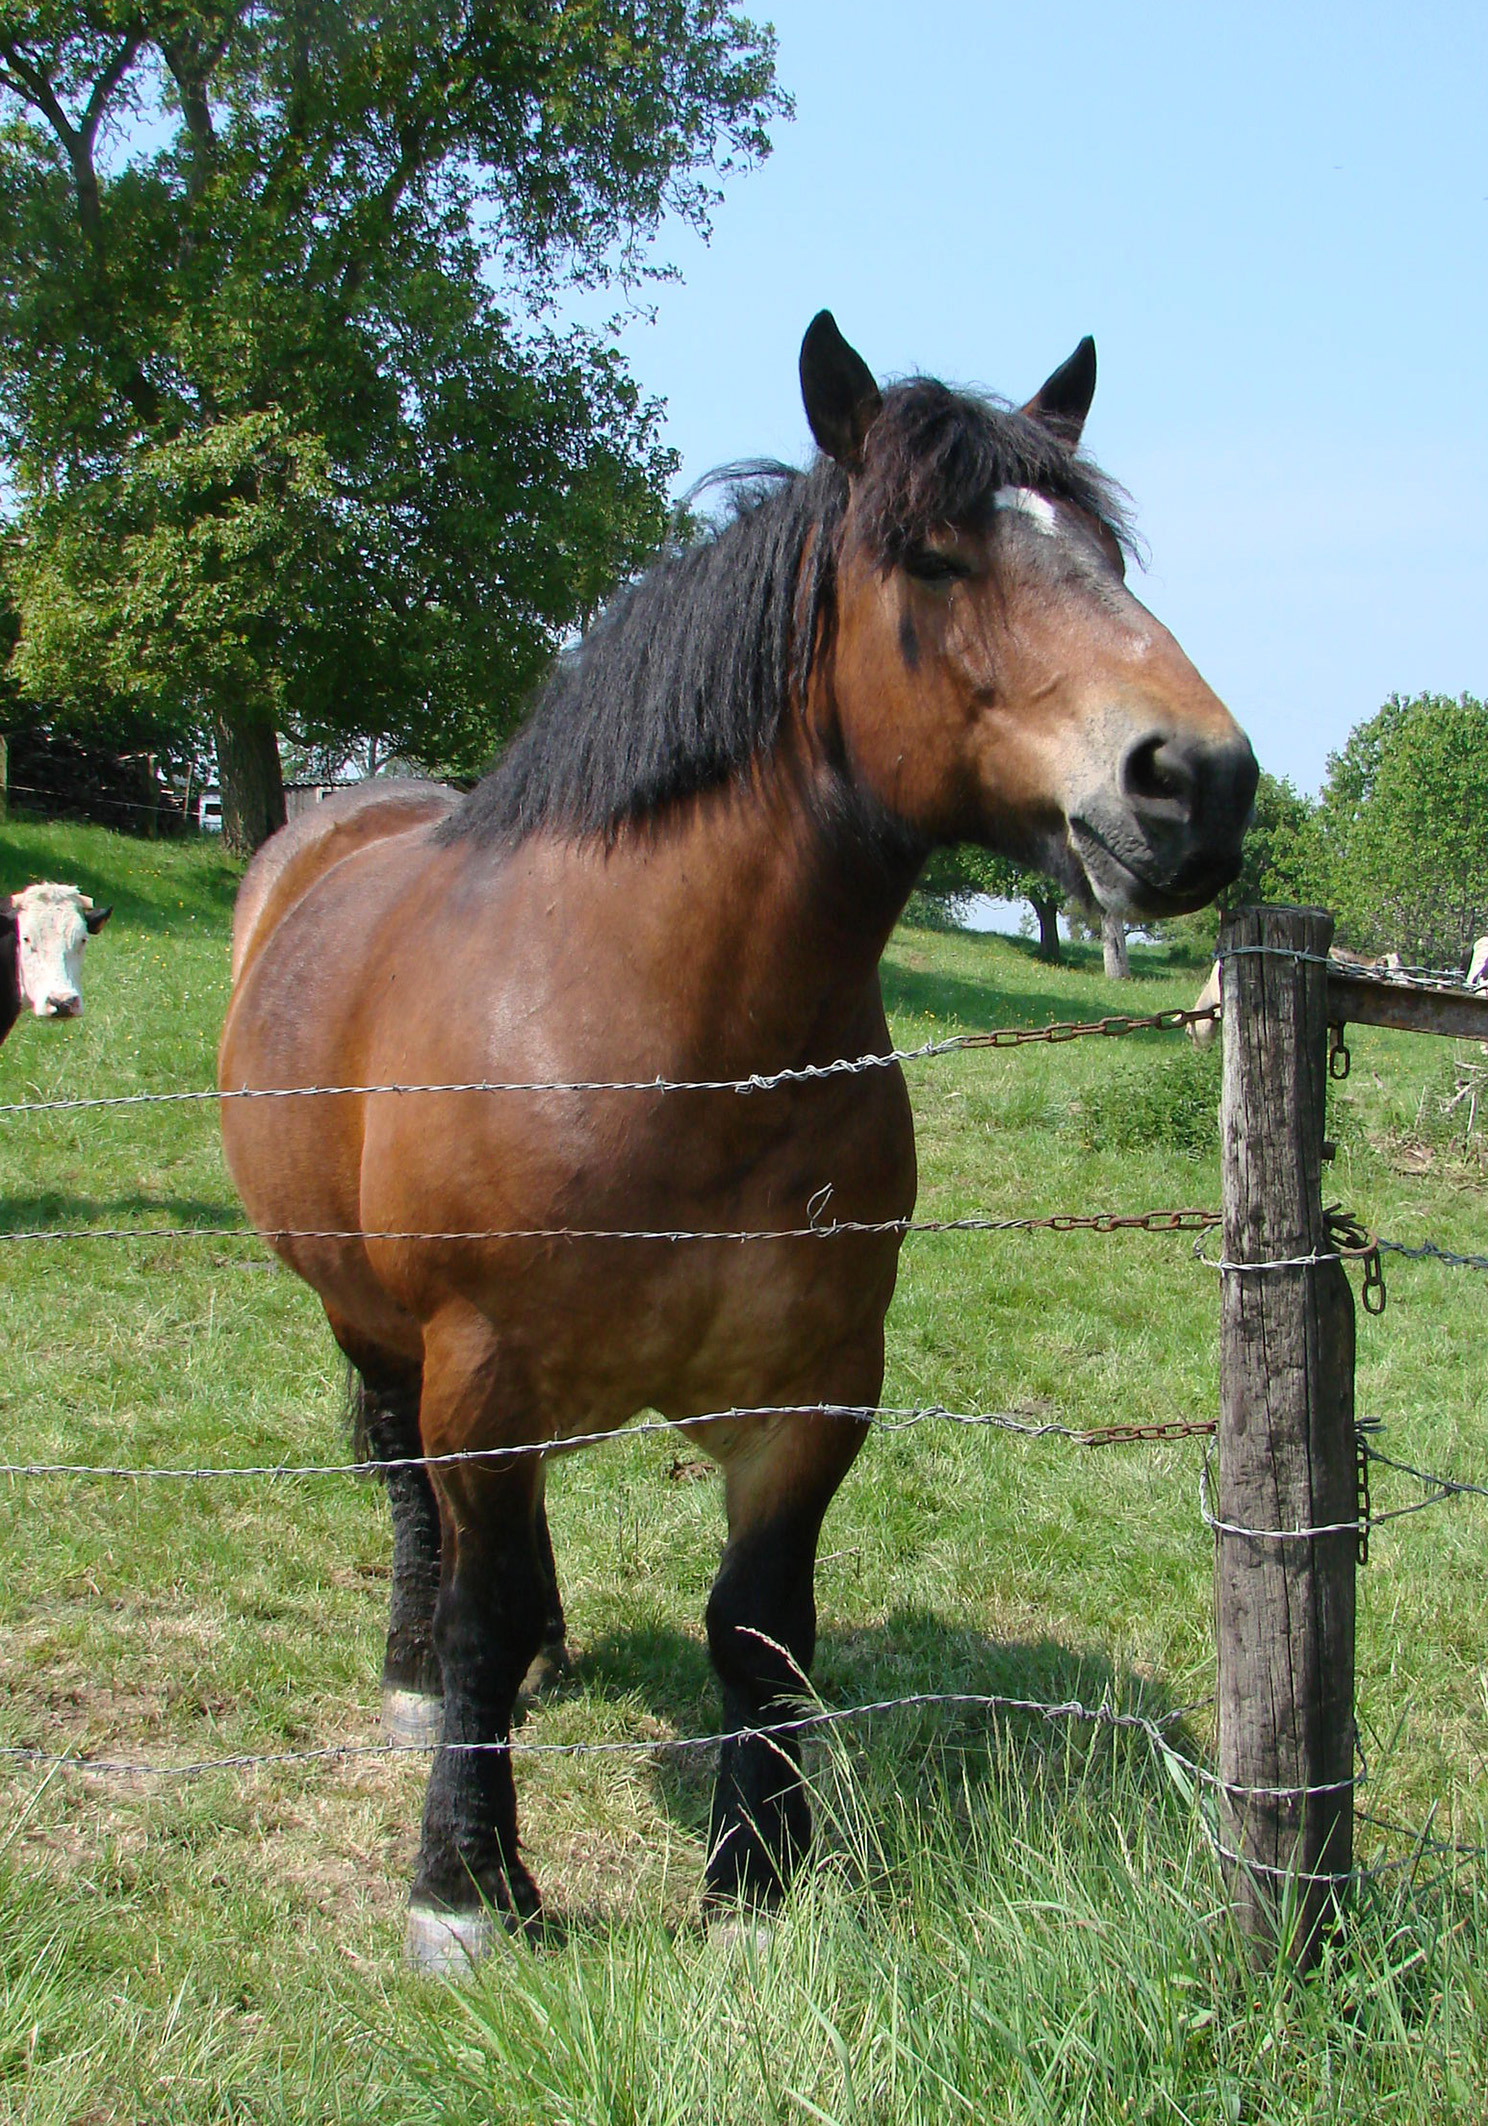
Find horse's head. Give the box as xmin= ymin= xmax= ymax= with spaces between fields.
xmin=801 ymin=313 xmax=1257 ymax=917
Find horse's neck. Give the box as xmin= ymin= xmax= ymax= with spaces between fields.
xmin=635 ymin=750 xmax=924 ymax=1068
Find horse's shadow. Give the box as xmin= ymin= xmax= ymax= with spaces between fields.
xmin=0 ymin=1189 xmax=248 ymax=1234
xmin=545 ymin=1609 xmax=1200 ymax=1857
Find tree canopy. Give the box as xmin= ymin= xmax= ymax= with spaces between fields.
xmin=0 ymin=2 xmax=785 ymax=846
xmin=1318 ymin=692 xmax=1488 ymax=965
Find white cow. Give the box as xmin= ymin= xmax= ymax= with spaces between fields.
xmin=1468 ymin=937 xmax=1488 ymax=989
xmin=1187 ymin=944 xmax=1412 ymax=1049
xmin=2 ymin=883 xmax=112 ymax=1039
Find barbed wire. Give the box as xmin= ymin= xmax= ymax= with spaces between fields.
xmin=0 ymin=1689 xmax=1197 ymax=1781
xmin=0 ymin=1007 xmax=1218 ymax=1118
xmin=0 ymin=1205 xmax=1224 ymax=1248
xmin=0 ymin=1399 xmax=1222 ymax=1485
xmin=3 ymin=781 xmax=194 ymax=822
xmin=1220 ymin=944 xmax=1482 ymax=992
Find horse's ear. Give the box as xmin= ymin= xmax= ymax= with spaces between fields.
xmin=800 ymin=311 xmax=883 ymax=469
xmin=1022 ymin=336 xmax=1097 ymax=446
xmin=84 ymin=904 xmax=112 ymax=934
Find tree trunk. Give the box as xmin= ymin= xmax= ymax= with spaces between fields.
xmin=213 ymin=708 xmax=286 ymax=856
xmin=0 ymin=733 xmax=7 ymax=822
xmin=1102 ymin=911 xmax=1130 ymax=979
xmin=1031 ymin=891 xmax=1062 ymax=963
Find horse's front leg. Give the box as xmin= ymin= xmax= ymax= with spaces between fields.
xmin=702 ymin=1362 xmax=876 ymax=1910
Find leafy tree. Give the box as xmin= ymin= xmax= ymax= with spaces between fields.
xmin=1317 ymin=693 xmax=1488 ymax=964
xmin=0 ymin=3 xmax=785 ymax=849
xmin=1227 ymin=768 xmax=1322 ymax=908
xmin=919 ymin=843 xmax=1066 ymax=962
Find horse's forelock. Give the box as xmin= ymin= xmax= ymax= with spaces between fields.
xmin=853 ymin=380 xmax=1134 ymax=567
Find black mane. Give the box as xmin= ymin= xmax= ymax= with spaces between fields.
xmin=443 ymin=381 xmax=1131 ymax=848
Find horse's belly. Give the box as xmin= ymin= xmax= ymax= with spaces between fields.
xmin=363 ymin=1076 xmax=915 ymax=1428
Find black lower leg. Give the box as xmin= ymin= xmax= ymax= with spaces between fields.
xmin=705 ymin=1514 xmax=821 ymax=1907
xmin=414 ymin=1502 xmax=548 ymax=1923
xmin=353 ymin=1370 xmax=441 ymax=1697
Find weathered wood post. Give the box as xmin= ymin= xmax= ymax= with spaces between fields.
xmin=1216 ymin=905 xmax=1357 ymax=1963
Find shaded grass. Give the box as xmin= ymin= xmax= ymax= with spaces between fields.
xmin=1 ymin=822 xmax=1485 ymax=2121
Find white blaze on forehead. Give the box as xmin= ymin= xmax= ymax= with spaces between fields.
xmin=992 ymin=485 xmax=1060 ymax=535
xmin=14 ymin=882 xmax=93 ymax=1016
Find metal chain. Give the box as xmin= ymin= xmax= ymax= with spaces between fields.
xmin=1363 ymin=1442 xmax=1488 ymax=1524
xmin=1379 ymin=1237 xmax=1488 ymax=1275
xmin=0 ymin=1008 xmax=1218 ymax=1118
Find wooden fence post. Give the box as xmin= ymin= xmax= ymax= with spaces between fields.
xmin=1216 ymin=904 xmax=1357 ymax=1963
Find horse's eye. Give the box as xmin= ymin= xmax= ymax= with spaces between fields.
xmin=904 ymin=548 xmax=970 ymax=586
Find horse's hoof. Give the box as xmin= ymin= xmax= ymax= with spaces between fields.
xmin=405 ymin=1903 xmax=494 ymax=1977
xmin=383 ymin=1687 xmax=443 ymax=1748
xmin=706 ymin=1912 xmax=779 ymax=1957
xmin=518 ymin=1641 xmax=570 ymax=1704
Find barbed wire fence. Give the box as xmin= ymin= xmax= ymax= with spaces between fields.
xmin=2 ymin=961 xmax=1485 ymax=1936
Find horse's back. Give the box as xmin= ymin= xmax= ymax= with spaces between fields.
xmin=230 ymin=780 xmax=457 ymax=984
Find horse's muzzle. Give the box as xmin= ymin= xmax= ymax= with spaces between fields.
xmin=1073 ymin=729 xmax=1259 ymax=916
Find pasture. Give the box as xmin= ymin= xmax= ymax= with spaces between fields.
xmin=2 ymin=816 xmax=1486 ymax=2124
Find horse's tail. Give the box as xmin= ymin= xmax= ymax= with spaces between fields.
xmin=345 ymin=1357 xmax=424 ymax=1481
xmin=347 ymin=1359 xmax=375 ymax=1473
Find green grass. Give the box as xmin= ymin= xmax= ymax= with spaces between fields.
xmin=2 ymin=819 xmax=1486 ymax=2123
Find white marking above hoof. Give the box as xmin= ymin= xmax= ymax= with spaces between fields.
xmin=383 ymin=1687 xmax=443 ymax=1748
xmin=705 ymin=1912 xmax=779 ymax=1957
xmin=405 ymin=1903 xmax=495 ymax=1977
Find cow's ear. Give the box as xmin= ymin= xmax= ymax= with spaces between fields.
xmin=1022 ymin=336 xmax=1096 ymax=446
xmin=84 ymin=904 xmax=112 ymax=934
xmin=800 ymin=311 xmax=883 ymax=470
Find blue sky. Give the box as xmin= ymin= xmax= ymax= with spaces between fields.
xmin=569 ymin=0 xmax=1487 ymax=796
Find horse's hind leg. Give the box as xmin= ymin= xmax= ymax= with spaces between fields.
xmin=406 ymin=1318 xmax=550 ymax=1971
xmin=346 ymin=1360 xmax=443 ymax=1743
xmin=521 ymin=1476 xmax=570 ymax=1699
xmin=704 ymin=1397 xmax=869 ymax=1911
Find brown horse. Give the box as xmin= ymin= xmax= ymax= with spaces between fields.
xmin=220 ymin=314 xmax=1256 ymax=1968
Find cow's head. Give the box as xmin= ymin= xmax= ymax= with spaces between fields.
xmin=11 ymin=883 xmax=112 ymax=1019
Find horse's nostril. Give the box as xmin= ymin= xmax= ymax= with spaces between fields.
xmin=1123 ymin=734 xmax=1197 ymax=813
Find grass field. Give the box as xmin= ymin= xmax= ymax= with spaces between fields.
xmin=2 ymin=816 xmax=1486 ymax=2124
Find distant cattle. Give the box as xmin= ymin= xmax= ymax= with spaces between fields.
xmin=0 ymin=883 xmax=112 ymax=1044
xmin=1468 ymin=937 xmax=1488 ymax=989
xmin=1187 ymin=945 xmax=1407 ymax=1049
